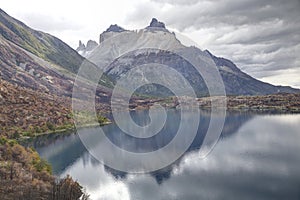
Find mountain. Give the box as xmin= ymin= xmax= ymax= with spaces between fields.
xmin=100 ymin=24 xmax=127 ymax=44
xmin=0 ymin=8 xmax=113 ymax=97
xmin=147 ymin=18 xmax=166 ymax=29
xmin=0 ymin=8 xmax=113 ymax=137
xmin=1 ymin=8 xmax=83 ymax=73
xmin=0 ymin=9 xmax=100 ymax=197
xmin=77 ymin=18 xmax=299 ymax=97
xmin=76 ymin=40 xmax=98 ymax=57
xmin=204 ymin=50 xmax=299 ymax=95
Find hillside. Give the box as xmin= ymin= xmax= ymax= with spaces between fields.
xmin=0 ymin=79 xmax=73 ymax=138
xmin=0 ymin=8 xmax=113 ymax=94
xmin=1 ymin=8 xmax=85 ymax=74
xmin=0 ymin=8 xmax=115 ymax=139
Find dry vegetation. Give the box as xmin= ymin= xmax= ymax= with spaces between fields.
xmin=197 ymin=93 xmax=300 ymax=112
xmin=0 ymin=140 xmax=89 ymax=199
xmin=0 ymin=79 xmax=96 ymax=199
xmin=0 ymin=79 xmax=74 ymax=138
xmin=0 ymin=79 xmax=110 ymax=138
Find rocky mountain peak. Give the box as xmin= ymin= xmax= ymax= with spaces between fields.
xmin=99 ymin=24 xmax=127 ymax=43
xmin=76 ymin=40 xmax=86 ymax=51
xmin=104 ymin=24 xmax=126 ymax=33
xmin=148 ymin=18 xmax=166 ymax=29
xmin=76 ymin=40 xmax=98 ymax=56
xmin=86 ymin=40 xmax=98 ymax=51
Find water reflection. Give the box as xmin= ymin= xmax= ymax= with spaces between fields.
xmin=26 ymin=111 xmax=300 ymax=200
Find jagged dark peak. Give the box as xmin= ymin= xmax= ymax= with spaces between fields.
xmin=104 ymin=24 xmax=126 ymax=33
xmin=100 ymin=25 xmax=127 ymax=43
xmin=148 ymin=18 xmax=166 ymax=29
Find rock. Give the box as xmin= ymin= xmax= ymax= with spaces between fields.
xmin=28 ymin=68 xmax=35 ymax=76
xmin=99 ymin=24 xmax=127 ymax=43
xmin=86 ymin=40 xmax=98 ymax=51
xmin=104 ymin=24 xmax=126 ymax=33
xmin=76 ymin=40 xmax=98 ymax=56
xmin=148 ymin=18 xmax=166 ymax=29
xmin=19 ymin=63 xmax=26 ymax=70
xmin=76 ymin=40 xmax=98 ymax=52
xmin=76 ymin=40 xmax=86 ymax=51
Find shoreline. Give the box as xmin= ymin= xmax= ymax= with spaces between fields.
xmin=130 ymin=93 xmax=300 ymax=114
xmin=19 ymin=103 xmax=300 ymax=142
xmin=17 ymin=121 xmax=112 ymax=141
xmin=7 ymin=93 xmax=300 ymax=142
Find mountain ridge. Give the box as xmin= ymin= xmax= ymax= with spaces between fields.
xmin=77 ymin=18 xmax=299 ymax=96
xmin=0 ymin=8 xmax=82 ymax=73
xmin=0 ymin=8 xmax=114 ymax=94
xmin=0 ymin=8 xmax=114 ymax=137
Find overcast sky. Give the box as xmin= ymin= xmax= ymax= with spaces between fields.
xmin=1 ymin=0 xmax=299 ymax=88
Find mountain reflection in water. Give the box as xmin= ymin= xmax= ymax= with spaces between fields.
xmin=26 ymin=110 xmax=300 ymax=200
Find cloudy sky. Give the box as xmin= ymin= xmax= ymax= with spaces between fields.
xmin=1 ymin=0 xmax=299 ymax=88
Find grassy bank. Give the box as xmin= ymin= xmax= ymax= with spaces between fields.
xmin=4 ymin=112 xmax=111 ymax=141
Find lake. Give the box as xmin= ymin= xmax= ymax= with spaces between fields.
xmin=26 ymin=109 xmax=300 ymax=200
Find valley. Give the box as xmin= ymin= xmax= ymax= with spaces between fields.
xmin=0 ymin=7 xmax=299 ymax=200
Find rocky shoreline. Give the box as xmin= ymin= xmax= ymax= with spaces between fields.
xmin=125 ymin=93 xmax=300 ymax=114
xmin=198 ymin=93 xmax=300 ymax=113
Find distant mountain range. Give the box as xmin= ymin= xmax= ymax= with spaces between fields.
xmin=0 ymin=8 xmax=298 ymax=101
xmin=77 ymin=18 xmax=299 ymax=96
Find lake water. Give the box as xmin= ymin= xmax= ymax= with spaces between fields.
xmin=27 ymin=110 xmax=300 ymax=200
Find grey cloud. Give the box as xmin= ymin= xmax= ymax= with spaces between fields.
xmin=163 ymin=0 xmax=298 ymax=29
xmin=214 ymin=21 xmax=300 ymax=46
xmin=20 ymin=12 xmax=83 ymax=32
xmin=126 ymin=0 xmax=300 ymax=87
xmin=150 ymin=0 xmax=203 ymax=6
xmin=151 ymin=0 xmax=300 ymax=28
xmin=125 ymin=3 xmax=160 ymax=27
xmin=209 ymin=42 xmax=299 ymax=78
